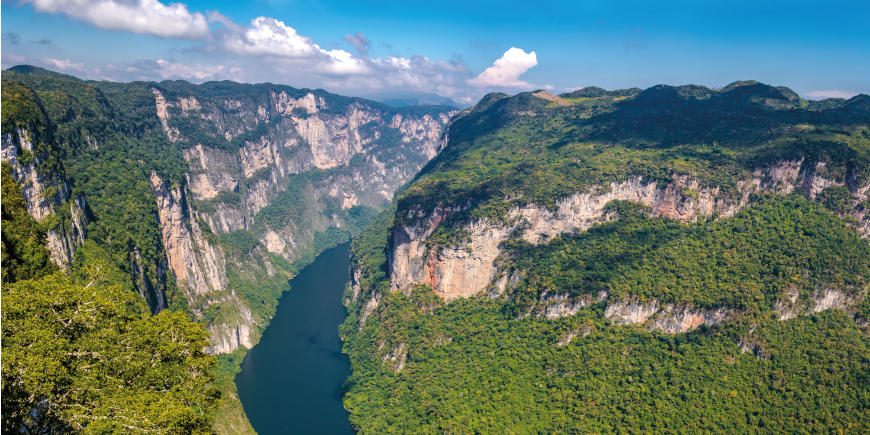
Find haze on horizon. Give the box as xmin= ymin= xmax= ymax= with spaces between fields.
xmin=2 ymin=0 xmax=868 ymax=105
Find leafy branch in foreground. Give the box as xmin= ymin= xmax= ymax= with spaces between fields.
xmin=2 ymin=270 xmax=220 ymax=433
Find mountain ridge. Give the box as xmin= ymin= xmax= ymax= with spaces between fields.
xmin=341 ymin=79 xmax=870 ymax=432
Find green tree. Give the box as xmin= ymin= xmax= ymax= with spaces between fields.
xmin=1 ymin=162 xmax=57 ymax=283
xmin=1 ymin=271 xmax=220 ymax=433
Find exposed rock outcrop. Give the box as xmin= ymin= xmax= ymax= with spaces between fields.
xmin=538 ymin=292 xmax=606 ymax=319
xmin=774 ymin=288 xmax=864 ymax=321
xmin=152 ymin=89 xmax=181 ymax=142
xmin=149 ymin=172 xmax=255 ymax=353
xmin=151 ymin=172 xmax=227 ymax=295
xmin=1 ymin=128 xmax=87 ymax=270
xmin=388 ymin=160 xmax=867 ymax=302
xmin=604 ymin=300 xmax=731 ymax=333
xmin=390 ymin=213 xmax=510 ymax=301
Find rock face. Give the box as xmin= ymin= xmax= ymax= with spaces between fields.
xmin=389 ymin=208 xmax=510 ymax=301
xmin=604 ymin=300 xmax=731 ymax=333
xmin=389 ymin=160 xmax=849 ymax=301
xmin=773 ymin=288 xmax=865 ymax=321
xmin=151 ymin=172 xmax=227 ymax=294
xmin=1 ymin=128 xmax=87 ymax=270
xmin=387 ymin=159 xmax=869 ymax=327
xmin=138 ymin=88 xmax=455 ymax=352
xmin=149 ymin=172 xmax=255 ymax=353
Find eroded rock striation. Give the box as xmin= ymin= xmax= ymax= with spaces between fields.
xmin=389 ymin=160 xmax=868 ymax=311
xmin=1 ymin=128 xmax=87 ymax=270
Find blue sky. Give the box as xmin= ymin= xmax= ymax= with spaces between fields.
xmin=2 ymin=0 xmax=869 ymax=104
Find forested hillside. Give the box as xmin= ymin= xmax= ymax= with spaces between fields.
xmin=0 ymin=65 xmax=454 ymax=432
xmin=342 ymin=83 xmax=870 ymax=432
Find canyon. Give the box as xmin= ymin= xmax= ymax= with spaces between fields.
xmin=1 ymin=66 xmax=456 ymax=355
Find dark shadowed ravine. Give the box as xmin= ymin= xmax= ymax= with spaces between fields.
xmin=236 ymin=243 xmax=353 ymax=434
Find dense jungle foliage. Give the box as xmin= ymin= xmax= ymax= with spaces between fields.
xmin=2 ymin=272 xmax=220 ymax=433
xmin=343 ymin=293 xmax=869 ymax=433
xmin=342 ymin=83 xmax=870 ymax=432
xmin=501 ymin=195 xmax=870 ymax=314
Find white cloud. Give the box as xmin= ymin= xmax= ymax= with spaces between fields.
xmin=362 ymin=55 xmax=474 ymax=102
xmin=805 ymin=90 xmax=857 ymax=100
xmin=468 ymin=47 xmax=538 ymax=88
xmin=151 ymin=59 xmax=228 ymax=80
xmin=44 ymin=58 xmax=86 ymax=72
xmin=24 ymin=0 xmax=210 ymax=39
xmin=16 ymin=1 xmax=541 ymax=103
xmin=223 ymin=16 xmax=317 ymax=57
xmin=221 ymin=17 xmax=367 ymax=75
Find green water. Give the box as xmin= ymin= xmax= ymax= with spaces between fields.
xmin=236 ymin=243 xmax=353 ymax=434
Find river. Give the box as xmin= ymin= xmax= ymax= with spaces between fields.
xmin=236 ymin=243 xmax=354 ymax=434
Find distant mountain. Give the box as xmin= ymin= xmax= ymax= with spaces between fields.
xmin=374 ymin=92 xmax=462 ymax=108
xmin=343 ymin=81 xmax=870 ymax=432
xmin=6 ymin=64 xmax=83 ymax=81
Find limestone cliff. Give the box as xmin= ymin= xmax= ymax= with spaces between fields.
xmin=1 ymin=128 xmax=87 ymax=270
xmin=157 ymin=87 xmax=455 ymax=262
xmin=149 ymin=172 xmax=255 ymax=353
xmin=385 ymin=159 xmax=869 ymax=332
xmin=390 ymin=160 xmax=867 ymax=301
xmin=143 ymin=86 xmax=455 ymax=352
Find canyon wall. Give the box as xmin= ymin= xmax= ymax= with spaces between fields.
xmin=385 ymin=159 xmax=869 ymax=332
xmin=145 ymin=87 xmax=454 ymax=352
xmin=1 ymin=128 xmax=87 ymax=271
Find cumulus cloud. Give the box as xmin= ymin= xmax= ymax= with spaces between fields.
xmin=344 ymin=32 xmax=370 ymax=55
xmin=468 ymin=47 xmax=538 ymax=88
xmin=23 ymin=0 xmax=210 ymax=39
xmin=805 ymin=90 xmax=857 ymax=100
xmin=220 ymin=17 xmax=367 ymax=75
xmin=222 ymin=16 xmax=318 ymax=57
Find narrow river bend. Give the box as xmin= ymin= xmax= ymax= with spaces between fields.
xmin=236 ymin=243 xmax=353 ymax=434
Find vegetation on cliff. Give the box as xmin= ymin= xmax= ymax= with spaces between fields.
xmin=343 ymin=83 xmax=870 ymax=432
xmin=344 ymin=294 xmax=869 ymax=432
xmin=1 ymin=163 xmax=57 ymax=282
xmin=3 ymin=135 xmax=220 ymax=431
xmin=398 ymin=84 xmax=869 ymax=247
xmin=502 ymin=195 xmax=869 ymax=314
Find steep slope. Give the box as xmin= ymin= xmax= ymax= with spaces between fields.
xmin=1 ymin=66 xmax=455 ymax=432
xmin=342 ymin=83 xmax=870 ymax=432
xmin=1 ymin=80 xmax=88 ymax=272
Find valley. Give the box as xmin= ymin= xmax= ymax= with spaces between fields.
xmin=2 ymin=66 xmax=869 ymax=433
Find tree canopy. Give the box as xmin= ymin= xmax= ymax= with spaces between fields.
xmin=2 ymin=271 xmax=220 ymax=433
